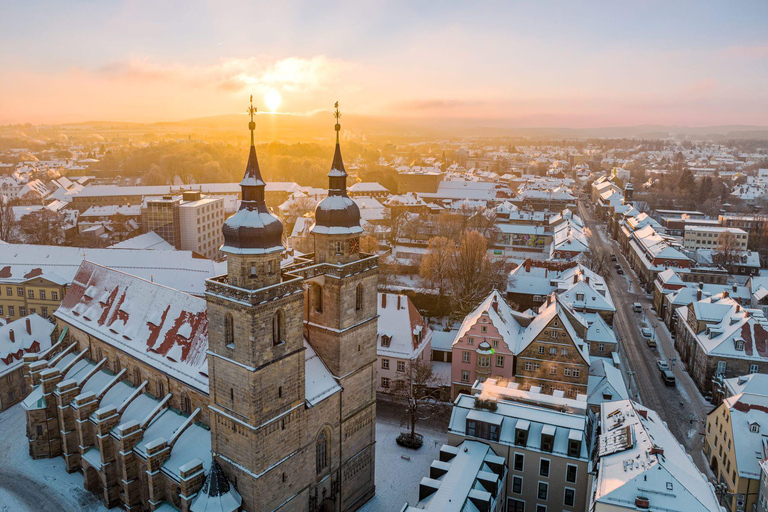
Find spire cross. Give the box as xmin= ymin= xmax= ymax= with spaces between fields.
xmin=247 ymin=95 xmax=257 ymax=145
xmin=334 ymin=101 xmax=341 ymax=143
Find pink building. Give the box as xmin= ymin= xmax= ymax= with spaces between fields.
xmin=376 ymin=293 xmax=432 ymax=392
xmin=451 ymin=290 xmax=533 ymax=397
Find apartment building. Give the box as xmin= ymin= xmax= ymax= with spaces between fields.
xmin=704 ymin=391 xmax=768 ymax=512
xmin=593 ymin=400 xmax=721 ymax=512
xmin=448 ymin=383 xmax=592 ymax=512
xmin=683 ymin=226 xmax=749 ymax=251
xmin=142 ymin=191 xmax=225 ymax=259
xmin=401 ymin=441 xmax=507 ymax=511
xmin=675 ymin=293 xmax=768 ymax=395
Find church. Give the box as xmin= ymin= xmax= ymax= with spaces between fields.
xmin=21 ymin=101 xmax=378 ymax=512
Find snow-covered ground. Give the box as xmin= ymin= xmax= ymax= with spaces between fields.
xmin=360 ymin=419 xmax=448 ymax=512
xmin=0 ymin=403 xmax=107 ymax=512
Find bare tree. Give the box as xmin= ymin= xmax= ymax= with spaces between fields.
xmin=392 ymin=356 xmax=448 ymax=449
xmin=419 ymin=236 xmax=455 ymax=309
xmin=581 ymin=248 xmax=608 ymax=275
xmin=449 ymin=230 xmax=506 ymax=316
xmin=359 ymin=234 xmax=379 ymax=254
xmin=716 ymin=230 xmax=739 ymax=265
xmin=0 ymin=199 xmax=16 ymax=242
xmin=19 ymin=209 xmax=65 ymax=245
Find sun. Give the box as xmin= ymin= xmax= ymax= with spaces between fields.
xmin=264 ymin=89 xmax=282 ymax=112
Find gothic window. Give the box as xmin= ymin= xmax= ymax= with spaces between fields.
xmin=225 ymin=313 xmax=235 ymax=348
xmin=181 ymin=393 xmax=191 ymax=414
xmin=356 ymin=284 xmax=364 ymax=311
xmin=157 ymin=378 xmax=165 ymax=397
xmin=250 ymin=263 xmax=256 ymax=277
xmin=316 ymin=430 xmax=329 ymax=474
xmin=272 ymin=309 xmax=285 ymax=346
xmin=312 ymin=284 xmax=323 ymax=313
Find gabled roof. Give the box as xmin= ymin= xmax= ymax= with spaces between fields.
xmin=452 ymin=290 xmax=530 ymax=352
xmin=519 ymin=299 xmax=590 ymax=364
xmin=588 ymin=359 xmax=628 ymax=407
xmin=377 ymin=293 xmax=432 ymax=359
xmin=721 ymin=393 xmax=768 ymax=479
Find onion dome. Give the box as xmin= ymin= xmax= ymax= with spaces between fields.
xmin=221 ymin=97 xmax=284 ymax=255
xmin=311 ymin=102 xmax=363 ymax=236
xmin=190 ymin=459 xmax=242 ymax=512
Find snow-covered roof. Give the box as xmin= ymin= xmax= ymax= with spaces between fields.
xmin=377 ymin=293 xmax=432 ymax=359
xmin=0 ymin=314 xmax=55 ymax=373
xmin=54 ymin=260 xmax=209 ymax=393
xmin=724 ymin=373 xmax=768 ymax=397
xmin=0 ymin=243 xmax=224 ymax=295
xmin=108 ymin=232 xmax=176 ymax=251
xmin=519 ymin=300 xmax=590 ymax=364
xmin=304 ymin=340 xmax=341 ymax=405
xmin=595 ymin=400 xmax=720 ymax=511
xmin=453 ymin=290 xmax=530 ymax=352
xmin=587 ymin=359 xmax=628 ymax=407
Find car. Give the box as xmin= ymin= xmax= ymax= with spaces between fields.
xmin=614 ymin=263 xmax=621 ymax=270
xmin=661 ymin=370 xmax=676 ymax=386
xmin=633 ymin=303 xmax=642 ymax=312
xmin=657 ymin=360 xmax=669 ymax=371
xmin=616 ymin=268 xmax=624 ymax=275
xmin=641 ymin=327 xmax=653 ymax=338
xmin=646 ymin=338 xmax=657 ymax=348
xmin=610 ymin=254 xmax=617 ymax=262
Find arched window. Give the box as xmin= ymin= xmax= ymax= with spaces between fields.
xmin=316 ymin=430 xmax=329 ymax=474
xmin=312 ymin=284 xmax=323 ymax=313
xmin=224 ymin=312 xmax=234 ymax=347
xmin=272 ymin=309 xmax=285 ymax=346
xmin=355 ymin=284 xmax=364 ymax=311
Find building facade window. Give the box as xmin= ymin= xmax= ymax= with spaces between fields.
xmin=397 ymin=361 xmax=405 ymax=372
xmin=381 ymin=358 xmax=389 ymax=370
xmin=539 ymin=459 xmax=550 ymax=477
xmin=513 ymin=453 xmax=524 ymax=471
xmin=463 ymin=351 xmax=471 ymax=363
xmin=496 ymin=355 xmax=504 ymax=367
xmin=461 ymin=370 xmax=470 ymax=382
xmin=566 ymin=464 xmax=578 ymax=483
xmin=512 ymin=476 xmax=523 ymax=494
xmin=355 ymin=284 xmax=364 ymax=311
xmin=272 ymin=309 xmax=285 ymax=346
xmin=313 ymin=284 xmax=323 ymax=313
xmin=316 ymin=430 xmax=329 ymax=474
xmin=381 ymin=377 xmax=389 ymax=388
xmin=537 ymin=482 xmax=548 ymax=500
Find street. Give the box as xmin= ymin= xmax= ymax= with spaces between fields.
xmin=578 ymin=199 xmax=712 ymax=473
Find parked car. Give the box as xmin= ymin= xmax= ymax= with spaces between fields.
xmin=633 ymin=303 xmax=643 ymax=313
xmin=614 ymin=263 xmax=621 ymax=270
xmin=657 ymin=360 xmax=669 ymax=371
xmin=611 ymin=254 xmax=617 ymax=261
xmin=661 ymin=370 xmax=676 ymax=386
xmin=616 ymin=268 xmax=624 ymax=275
xmin=641 ymin=327 xmax=653 ymax=338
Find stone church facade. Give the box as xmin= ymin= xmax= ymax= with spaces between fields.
xmin=21 ymin=103 xmax=377 ymax=512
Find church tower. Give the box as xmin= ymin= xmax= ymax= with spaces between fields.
xmin=306 ymin=103 xmax=378 ymax=510
xmin=206 ymin=97 xmax=308 ymax=512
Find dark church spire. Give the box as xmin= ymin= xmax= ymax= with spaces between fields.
xmin=328 ymin=101 xmax=348 ymax=197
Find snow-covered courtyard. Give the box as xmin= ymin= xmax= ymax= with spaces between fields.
xmin=0 ymin=400 xmax=446 ymax=512
xmin=360 ymin=419 xmax=448 ymax=512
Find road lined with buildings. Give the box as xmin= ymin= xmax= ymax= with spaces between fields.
xmin=579 ymin=198 xmax=712 ymax=472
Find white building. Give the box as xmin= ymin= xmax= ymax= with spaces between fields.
xmin=178 ymin=194 xmax=224 ymax=259
xmin=683 ymin=226 xmax=748 ymax=251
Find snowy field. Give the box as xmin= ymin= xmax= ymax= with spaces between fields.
xmin=0 ymin=403 xmax=106 ymax=512
xmin=360 ymin=419 xmax=448 ymax=512
xmin=0 ymin=401 xmax=446 ymax=512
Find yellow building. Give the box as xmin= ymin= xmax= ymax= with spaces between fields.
xmin=0 ymin=274 xmax=67 ymax=322
xmin=704 ymin=392 xmax=767 ymax=512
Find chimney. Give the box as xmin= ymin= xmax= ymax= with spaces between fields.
xmin=381 ymin=294 xmax=387 ymax=308
xmin=585 ymin=275 xmax=590 ymax=285
xmin=26 ymin=317 xmax=31 ymax=335
xmin=723 ymin=291 xmax=729 ymax=299
xmin=492 ymin=297 xmax=499 ymax=313
xmin=573 ymin=274 xmax=578 ymax=284
xmin=697 ymin=289 xmax=702 ymax=301
xmin=525 ymin=259 xmax=531 ymax=272
xmin=649 ymin=446 xmax=664 ymax=457
xmin=546 ymin=295 xmax=552 ymax=307
xmin=733 ymin=284 xmax=738 ymax=293
xmin=9 ymin=329 xmax=14 ymax=343
xmin=699 ymin=282 xmax=704 ymax=289
xmin=637 ymin=409 xmax=648 ymax=419
xmin=736 ymin=304 xmax=741 ymax=313
xmin=397 ymin=295 xmax=402 ymax=309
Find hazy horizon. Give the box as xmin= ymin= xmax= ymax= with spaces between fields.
xmin=1 ymin=1 xmax=768 ymax=127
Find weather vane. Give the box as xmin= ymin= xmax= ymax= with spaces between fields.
xmin=334 ymin=101 xmax=341 ymax=142
xmin=247 ymin=95 xmax=257 ymax=144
